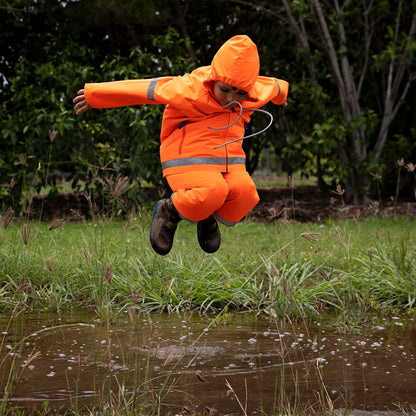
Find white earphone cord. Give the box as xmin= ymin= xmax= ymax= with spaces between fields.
xmin=208 ymin=101 xmax=274 ymax=149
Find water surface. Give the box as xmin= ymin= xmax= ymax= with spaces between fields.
xmin=1 ymin=310 xmax=415 ymax=414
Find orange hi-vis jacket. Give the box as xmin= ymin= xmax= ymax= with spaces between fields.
xmin=83 ymin=35 xmax=289 ymax=178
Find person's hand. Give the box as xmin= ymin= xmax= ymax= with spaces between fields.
xmin=73 ymin=89 xmax=92 ymax=115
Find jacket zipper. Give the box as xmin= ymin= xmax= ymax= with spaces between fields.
xmin=225 ymin=113 xmax=231 ymax=171
xmin=178 ymin=121 xmax=187 ymax=154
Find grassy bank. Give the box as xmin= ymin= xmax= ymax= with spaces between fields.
xmin=1 ymin=213 xmax=415 ymax=323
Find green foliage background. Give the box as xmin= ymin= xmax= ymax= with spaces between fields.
xmin=1 ymin=0 xmax=416 ymax=213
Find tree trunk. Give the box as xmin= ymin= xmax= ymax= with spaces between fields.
xmin=230 ymin=0 xmax=416 ymax=203
xmin=308 ymin=0 xmax=415 ymax=203
xmin=372 ymin=5 xmax=416 ymax=163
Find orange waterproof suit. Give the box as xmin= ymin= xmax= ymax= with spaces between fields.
xmin=83 ymin=35 xmax=289 ymax=224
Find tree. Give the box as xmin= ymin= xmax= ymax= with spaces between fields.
xmin=309 ymin=0 xmax=416 ymax=202
xmin=0 ymin=18 xmax=193 ymax=213
xmin=232 ymin=0 xmax=416 ymax=202
xmin=2 ymin=0 xmax=416 ymax=211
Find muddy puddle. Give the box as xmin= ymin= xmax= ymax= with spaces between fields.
xmin=1 ymin=309 xmax=416 ymax=415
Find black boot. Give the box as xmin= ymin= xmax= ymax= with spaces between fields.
xmin=197 ymin=215 xmax=221 ymax=253
xmin=149 ymin=198 xmax=181 ymax=255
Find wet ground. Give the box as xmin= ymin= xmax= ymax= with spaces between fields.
xmin=1 ymin=310 xmax=416 ymax=415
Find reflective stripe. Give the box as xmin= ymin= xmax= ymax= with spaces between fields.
xmin=274 ymin=79 xmax=281 ymax=95
xmin=147 ymin=78 xmax=160 ymax=101
xmin=214 ymin=212 xmax=237 ymax=227
xmin=161 ymin=156 xmax=246 ymax=170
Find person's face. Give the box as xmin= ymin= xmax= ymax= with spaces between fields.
xmin=212 ymin=81 xmax=248 ymax=107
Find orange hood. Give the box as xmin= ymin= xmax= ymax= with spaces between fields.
xmin=205 ymin=35 xmax=260 ymax=100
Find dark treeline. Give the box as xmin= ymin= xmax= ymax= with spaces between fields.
xmin=1 ymin=0 xmax=415 ymax=214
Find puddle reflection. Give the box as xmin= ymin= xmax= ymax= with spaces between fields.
xmin=1 ymin=310 xmax=416 ymax=414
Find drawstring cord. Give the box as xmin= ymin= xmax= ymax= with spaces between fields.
xmin=208 ymin=101 xmax=274 ymax=149
xmin=208 ymin=101 xmax=243 ymax=131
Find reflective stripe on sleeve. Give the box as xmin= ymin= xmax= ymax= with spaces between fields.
xmin=274 ymin=79 xmax=281 ymax=95
xmin=147 ymin=78 xmax=160 ymax=101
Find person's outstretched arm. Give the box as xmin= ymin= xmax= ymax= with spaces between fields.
xmin=74 ymin=78 xmax=174 ymax=110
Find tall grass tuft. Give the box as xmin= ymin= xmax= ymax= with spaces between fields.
xmin=0 ymin=212 xmax=415 ymax=321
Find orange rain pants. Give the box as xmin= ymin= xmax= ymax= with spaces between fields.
xmin=166 ymin=170 xmax=260 ymax=226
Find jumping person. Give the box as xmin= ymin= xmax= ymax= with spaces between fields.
xmin=73 ymin=35 xmax=289 ymax=255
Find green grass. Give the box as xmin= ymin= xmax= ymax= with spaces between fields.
xmin=1 ymin=214 xmax=416 ymax=415
xmin=1 ymin=213 xmax=416 ymax=322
